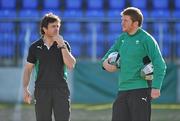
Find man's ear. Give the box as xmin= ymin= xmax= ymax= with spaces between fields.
xmin=133 ymin=21 xmax=139 ymax=27
xmin=42 ymin=27 xmax=47 ymax=33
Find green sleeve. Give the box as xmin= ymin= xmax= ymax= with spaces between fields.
xmin=101 ymin=35 xmax=122 ymax=66
xmin=144 ymin=36 xmax=167 ymax=89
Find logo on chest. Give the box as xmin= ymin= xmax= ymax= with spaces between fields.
xmin=135 ymin=40 xmax=140 ymax=44
xmin=37 ymin=45 xmax=42 ymax=50
xmin=122 ymin=40 xmax=124 ymax=43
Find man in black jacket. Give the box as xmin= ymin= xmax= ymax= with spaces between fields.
xmin=23 ymin=13 xmax=76 ymax=121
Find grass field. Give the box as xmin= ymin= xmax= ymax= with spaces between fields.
xmin=0 ymin=103 xmax=180 ymax=121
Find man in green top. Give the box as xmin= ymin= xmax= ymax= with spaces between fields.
xmin=102 ymin=7 xmax=166 ymax=121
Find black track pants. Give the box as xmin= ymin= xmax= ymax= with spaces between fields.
xmin=34 ymin=87 xmax=70 ymax=121
xmin=112 ymin=88 xmax=151 ymax=121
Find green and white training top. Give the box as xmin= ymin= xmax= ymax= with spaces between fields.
xmin=102 ymin=28 xmax=167 ymax=91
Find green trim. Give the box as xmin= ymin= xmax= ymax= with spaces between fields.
xmin=34 ymin=60 xmax=39 ymax=80
xmin=64 ymin=65 xmax=68 ymax=80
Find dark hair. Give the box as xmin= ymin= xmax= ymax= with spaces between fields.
xmin=121 ymin=7 xmax=143 ymax=27
xmin=40 ymin=12 xmax=61 ymax=35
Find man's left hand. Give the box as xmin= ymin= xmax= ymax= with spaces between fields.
xmin=151 ymin=88 xmax=160 ymax=99
xmin=53 ymin=35 xmax=64 ymax=46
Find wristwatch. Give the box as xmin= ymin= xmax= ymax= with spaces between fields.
xmin=58 ymin=44 xmax=66 ymax=49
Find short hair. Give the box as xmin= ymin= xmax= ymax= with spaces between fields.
xmin=121 ymin=7 xmax=143 ymax=27
xmin=40 ymin=13 xmax=61 ymax=35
